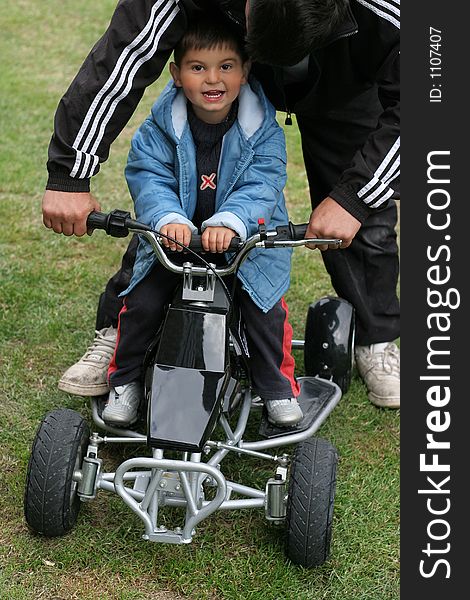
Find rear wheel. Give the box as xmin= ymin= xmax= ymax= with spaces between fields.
xmin=285 ymin=437 xmax=338 ymax=567
xmin=304 ymin=297 xmax=355 ymax=394
xmin=24 ymin=408 xmax=90 ymax=537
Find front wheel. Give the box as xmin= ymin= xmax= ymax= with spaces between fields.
xmin=24 ymin=408 xmax=90 ymax=537
xmin=285 ymin=437 xmax=338 ymax=567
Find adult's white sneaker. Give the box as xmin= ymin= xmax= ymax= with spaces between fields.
xmin=58 ymin=326 xmax=117 ymax=396
xmin=355 ymin=342 xmax=400 ymax=408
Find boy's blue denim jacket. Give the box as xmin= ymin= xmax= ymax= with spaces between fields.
xmin=124 ymin=76 xmax=292 ymax=312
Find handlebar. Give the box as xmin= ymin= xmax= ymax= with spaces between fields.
xmin=87 ymin=210 xmax=342 ymax=276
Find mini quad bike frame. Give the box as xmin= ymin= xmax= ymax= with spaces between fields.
xmin=24 ymin=210 xmax=355 ymax=568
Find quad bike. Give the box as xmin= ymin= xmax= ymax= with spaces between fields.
xmin=24 ymin=210 xmax=354 ymax=567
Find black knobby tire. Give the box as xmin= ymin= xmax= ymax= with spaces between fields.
xmin=24 ymin=408 xmax=90 ymax=537
xmin=285 ymin=437 xmax=338 ymax=567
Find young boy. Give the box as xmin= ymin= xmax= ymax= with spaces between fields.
xmin=102 ymin=13 xmax=303 ymax=428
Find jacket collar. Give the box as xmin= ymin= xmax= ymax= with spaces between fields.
xmin=167 ymin=79 xmax=266 ymax=142
xmin=321 ymin=2 xmax=358 ymax=48
xmin=218 ymin=0 xmax=245 ymax=28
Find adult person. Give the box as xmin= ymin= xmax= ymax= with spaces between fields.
xmin=43 ymin=0 xmax=400 ymax=408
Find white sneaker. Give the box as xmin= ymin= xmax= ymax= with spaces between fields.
xmin=355 ymin=342 xmax=400 ymax=408
xmin=102 ymin=381 xmax=142 ymax=425
xmin=265 ymin=398 xmax=303 ymax=427
xmin=58 ymin=326 xmax=117 ymax=396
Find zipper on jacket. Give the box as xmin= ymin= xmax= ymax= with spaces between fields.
xmin=318 ymin=4 xmax=358 ymax=49
xmin=323 ymin=27 xmax=358 ymax=48
xmin=225 ymin=10 xmax=244 ymax=28
xmin=271 ymin=67 xmax=294 ymax=127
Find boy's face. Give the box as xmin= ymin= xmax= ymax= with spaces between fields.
xmin=170 ymin=45 xmax=249 ymax=124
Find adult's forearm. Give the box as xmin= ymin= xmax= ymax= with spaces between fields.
xmin=46 ymin=0 xmax=197 ymax=189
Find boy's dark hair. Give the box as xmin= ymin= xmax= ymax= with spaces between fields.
xmin=246 ymin=0 xmax=348 ymax=66
xmin=173 ymin=12 xmax=249 ymax=66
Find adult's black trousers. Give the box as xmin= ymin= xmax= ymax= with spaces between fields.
xmin=296 ymin=86 xmax=400 ymax=346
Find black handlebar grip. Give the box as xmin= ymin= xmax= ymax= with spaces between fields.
xmin=273 ymin=222 xmax=309 ymax=241
xmin=86 ymin=211 xmax=109 ymax=231
xmin=288 ymin=222 xmax=308 ymax=240
xmin=86 ymin=209 xmax=134 ymax=238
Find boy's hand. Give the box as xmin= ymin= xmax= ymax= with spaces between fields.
xmin=160 ymin=223 xmax=192 ymax=251
xmin=202 ymin=226 xmax=236 ymax=253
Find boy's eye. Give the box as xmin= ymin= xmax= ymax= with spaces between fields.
xmin=221 ymin=64 xmax=233 ymax=71
xmin=191 ymin=65 xmax=204 ymax=72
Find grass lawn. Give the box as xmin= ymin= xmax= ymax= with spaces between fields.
xmin=0 ymin=2 xmax=399 ymax=598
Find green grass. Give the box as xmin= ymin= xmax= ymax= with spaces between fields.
xmin=0 ymin=2 xmax=399 ymax=598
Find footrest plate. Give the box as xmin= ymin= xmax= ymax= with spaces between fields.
xmin=259 ymin=376 xmax=340 ymax=439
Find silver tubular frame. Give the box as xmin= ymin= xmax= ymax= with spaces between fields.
xmin=113 ymin=457 xmax=227 ymax=543
xmin=89 ymin=380 xmax=340 ymax=543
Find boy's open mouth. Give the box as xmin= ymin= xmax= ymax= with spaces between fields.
xmin=202 ymin=90 xmax=225 ymax=101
